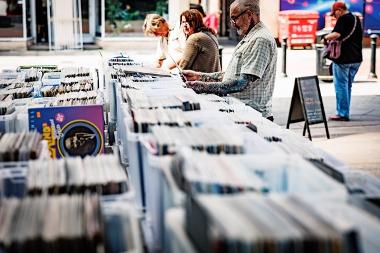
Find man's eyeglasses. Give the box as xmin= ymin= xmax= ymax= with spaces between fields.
xmin=230 ymin=10 xmax=248 ymax=25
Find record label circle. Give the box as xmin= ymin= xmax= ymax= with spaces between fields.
xmin=58 ymin=120 xmax=103 ymax=157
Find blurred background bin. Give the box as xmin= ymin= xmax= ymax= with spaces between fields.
xmin=315 ymin=43 xmax=333 ymax=82
xmin=316 ymin=29 xmax=332 ymax=44
xmin=278 ymin=10 xmax=319 ymax=48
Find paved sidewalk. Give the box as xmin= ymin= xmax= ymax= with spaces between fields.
xmin=221 ymin=43 xmax=380 ymax=176
xmin=0 ymin=44 xmax=379 ymax=177
xmin=269 ymin=48 xmax=380 ymax=177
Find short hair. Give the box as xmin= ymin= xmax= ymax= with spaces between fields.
xmin=234 ymin=0 xmax=260 ymax=16
xmin=180 ymin=9 xmax=216 ymax=35
xmin=143 ymin=14 xmax=166 ymax=36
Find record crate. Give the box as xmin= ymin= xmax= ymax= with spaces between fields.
xmin=101 ymin=200 xmax=144 ymax=253
xmin=0 ymin=161 xmax=28 ymax=198
xmin=0 ymin=111 xmax=17 ymax=133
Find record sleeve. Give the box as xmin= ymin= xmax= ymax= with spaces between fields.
xmin=28 ymin=105 xmax=104 ymax=158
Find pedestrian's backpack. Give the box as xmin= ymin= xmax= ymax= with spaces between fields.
xmin=323 ymin=14 xmax=357 ymax=60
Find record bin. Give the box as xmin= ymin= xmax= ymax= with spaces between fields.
xmin=142 ymin=151 xmax=349 ymax=251
xmin=0 ymin=162 xmax=28 ymax=198
xmin=101 ymin=200 xmax=143 ymax=253
xmin=164 ymin=208 xmax=197 ymax=253
xmin=123 ymin=116 xmax=151 ymax=212
xmin=0 ymin=111 xmax=17 ymax=133
xmin=0 ymin=141 xmax=51 ymax=198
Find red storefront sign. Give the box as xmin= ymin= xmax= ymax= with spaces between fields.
xmin=279 ymin=10 xmax=319 ymax=47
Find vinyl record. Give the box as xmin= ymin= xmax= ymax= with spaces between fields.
xmin=58 ymin=119 xmax=103 ymax=157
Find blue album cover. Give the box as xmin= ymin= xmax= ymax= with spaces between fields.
xmin=29 ymin=105 xmax=105 ymax=158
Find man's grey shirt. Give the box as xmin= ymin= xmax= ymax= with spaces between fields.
xmin=223 ymin=21 xmax=277 ymax=118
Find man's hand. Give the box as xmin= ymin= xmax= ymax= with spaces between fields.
xmin=154 ymin=59 xmax=163 ymax=68
xmin=182 ymin=70 xmax=201 ymax=81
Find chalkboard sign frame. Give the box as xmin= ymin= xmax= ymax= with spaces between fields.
xmin=286 ymin=76 xmax=330 ymax=141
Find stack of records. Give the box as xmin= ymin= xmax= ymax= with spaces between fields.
xmin=27 ymin=155 xmax=128 ymax=195
xmin=48 ymin=91 xmax=102 ymax=106
xmin=119 ymin=75 xmax=182 ymax=90
xmin=0 ymin=101 xmax=15 ymax=116
xmin=197 ymin=94 xmax=245 ymax=114
xmin=344 ymin=171 xmax=380 ymax=204
xmin=170 ymin=152 xmax=346 ymax=195
xmin=41 ymin=71 xmax=62 ymax=86
xmin=258 ymin=127 xmax=324 ymax=160
xmin=0 ymin=72 xmax=26 ymax=87
xmin=0 ymin=132 xmax=43 ymax=161
xmin=151 ymin=126 xmax=245 ymax=155
xmin=120 ymin=74 xmax=161 ymax=83
xmin=0 ymin=81 xmax=36 ymax=100
xmin=0 ymin=79 xmax=18 ymax=90
xmin=0 ymin=194 xmax=103 ymax=253
xmin=0 ymin=69 xmax=42 ymax=100
xmin=102 ymin=201 xmax=143 ymax=253
xmin=108 ymin=54 xmax=140 ymax=67
xmin=297 ymin=195 xmax=380 ymax=253
xmin=61 ymin=67 xmax=91 ymax=78
xmin=186 ymin=193 xmax=361 ymax=253
xmin=41 ymin=76 xmax=94 ymax=97
xmin=17 ymin=65 xmax=58 ymax=73
xmin=131 ymin=108 xmax=192 ymax=133
xmin=39 ymin=67 xmax=95 ymax=97
xmin=0 ymin=100 xmax=16 ymax=133
xmin=23 ymin=68 xmax=41 ymax=82
xmin=124 ymin=89 xmax=200 ymax=111
xmin=114 ymin=65 xmax=171 ymax=78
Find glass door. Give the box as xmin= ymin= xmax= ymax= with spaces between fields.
xmin=82 ymin=0 xmax=96 ymax=43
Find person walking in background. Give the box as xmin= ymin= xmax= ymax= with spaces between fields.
xmin=204 ymin=11 xmax=220 ymax=35
xmin=179 ymin=9 xmax=221 ymax=73
xmin=323 ymin=2 xmax=363 ymax=121
xmin=183 ymin=0 xmax=277 ymax=120
xmin=143 ymin=14 xmax=185 ymax=69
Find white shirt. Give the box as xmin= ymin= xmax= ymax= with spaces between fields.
xmin=156 ymin=24 xmax=186 ymax=67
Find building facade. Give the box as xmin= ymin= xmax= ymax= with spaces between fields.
xmin=0 ymin=0 xmax=378 ymax=51
xmin=0 ymin=0 xmax=192 ymax=50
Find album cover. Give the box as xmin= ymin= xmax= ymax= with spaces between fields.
xmin=29 ymin=105 xmax=104 ymax=158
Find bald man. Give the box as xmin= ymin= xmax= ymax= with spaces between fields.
xmin=183 ymin=0 xmax=277 ymax=121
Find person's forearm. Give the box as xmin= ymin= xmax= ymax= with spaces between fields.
xmin=163 ymin=60 xmax=176 ymax=70
xmin=189 ymin=74 xmax=257 ymax=95
xmin=199 ymin=72 xmax=224 ymax=82
xmin=325 ymin=31 xmax=341 ymax=41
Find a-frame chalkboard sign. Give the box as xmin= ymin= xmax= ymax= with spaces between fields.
xmin=286 ymin=76 xmax=330 ymax=141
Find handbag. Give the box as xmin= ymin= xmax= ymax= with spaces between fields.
xmin=323 ymin=14 xmax=357 ymax=60
xmin=323 ymin=40 xmax=342 ymax=59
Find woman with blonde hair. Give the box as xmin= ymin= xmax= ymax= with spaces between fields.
xmin=179 ymin=9 xmax=221 ymax=72
xmin=143 ymin=14 xmax=185 ymax=69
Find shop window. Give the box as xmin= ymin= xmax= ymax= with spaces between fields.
xmin=0 ymin=0 xmax=24 ymax=38
xmin=105 ymin=0 xmax=168 ymax=37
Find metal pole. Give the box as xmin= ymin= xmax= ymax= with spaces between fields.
xmin=22 ymin=0 xmax=26 ymax=41
xmin=369 ymin=34 xmax=378 ymax=79
xmin=281 ymin=37 xmax=288 ymax=77
xmin=47 ymin=0 xmax=52 ymax=51
xmin=218 ymin=46 xmax=223 ymax=69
